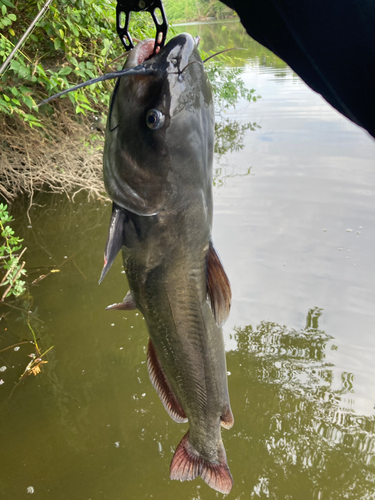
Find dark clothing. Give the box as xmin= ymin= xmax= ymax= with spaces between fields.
xmin=220 ymin=0 xmax=375 ymax=138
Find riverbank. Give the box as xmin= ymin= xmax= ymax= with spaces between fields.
xmin=0 ymin=101 xmax=106 ymax=206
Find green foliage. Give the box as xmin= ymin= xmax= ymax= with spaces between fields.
xmin=200 ymin=50 xmax=262 ymax=160
xmin=0 ymin=0 xmax=249 ymax=129
xmin=0 ymin=0 xmax=259 ymax=185
xmin=0 ymin=0 xmax=155 ymax=127
xmin=164 ymin=0 xmax=234 ymax=23
xmin=0 ymin=0 xmax=17 ymax=33
xmin=0 ymin=203 xmax=26 ymax=299
xmin=206 ymin=64 xmax=260 ymax=112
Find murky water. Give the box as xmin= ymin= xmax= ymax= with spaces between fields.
xmin=1 ymin=21 xmax=375 ymax=500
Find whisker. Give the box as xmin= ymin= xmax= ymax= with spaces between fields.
xmin=180 ymin=60 xmax=202 ymax=74
xmin=203 ymin=48 xmax=247 ymax=64
xmin=104 ymin=38 xmax=141 ymax=69
xmin=104 ymin=52 xmax=130 ymax=69
xmin=38 ymin=67 xmax=156 ymax=106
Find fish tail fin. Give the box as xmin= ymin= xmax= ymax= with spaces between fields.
xmin=170 ymin=431 xmax=233 ymax=494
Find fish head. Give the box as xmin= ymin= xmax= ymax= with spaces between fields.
xmin=104 ymin=33 xmax=215 ymax=217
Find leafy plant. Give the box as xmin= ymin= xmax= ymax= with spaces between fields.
xmin=164 ymin=0 xmax=234 ymax=23
xmin=207 ymin=64 xmax=260 ymax=112
xmin=0 ymin=203 xmax=26 ymax=300
xmin=0 ymin=0 xmax=155 ymax=127
xmin=0 ymin=1 xmax=259 ymax=203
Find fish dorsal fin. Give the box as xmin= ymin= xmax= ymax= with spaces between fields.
xmin=220 ymin=405 xmax=234 ymax=430
xmin=106 ymin=290 xmax=137 ymax=311
xmin=147 ymin=339 xmax=187 ymax=423
xmin=99 ymin=203 xmax=126 ymax=284
xmin=206 ymin=241 xmax=231 ymax=327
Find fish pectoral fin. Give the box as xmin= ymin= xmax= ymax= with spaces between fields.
xmin=105 ymin=290 xmax=137 ymax=310
xmin=147 ymin=339 xmax=187 ymax=424
xmin=170 ymin=431 xmax=233 ymax=495
xmin=220 ymin=405 xmax=234 ymax=430
xmin=99 ymin=203 xmax=126 ymax=284
xmin=206 ymin=241 xmax=232 ymax=327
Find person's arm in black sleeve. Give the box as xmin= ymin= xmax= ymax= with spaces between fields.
xmin=220 ymin=0 xmax=375 ymax=138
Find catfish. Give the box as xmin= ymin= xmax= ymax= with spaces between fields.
xmin=100 ymin=33 xmax=234 ymax=494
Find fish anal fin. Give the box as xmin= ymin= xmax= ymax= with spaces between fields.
xmin=220 ymin=406 xmax=234 ymax=430
xmin=106 ymin=290 xmax=137 ymax=311
xmin=170 ymin=431 xmax=233 ymax=495
xmin=206 ymin=241 xmax=232 ymax=327
xmin=147 ymin=339 xmax=187 ymax=423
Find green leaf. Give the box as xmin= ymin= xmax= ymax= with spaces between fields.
xmin=75 ymin=70 xmax=86 ymax=78
xmin=24 ymin=114 xmax=43 ymax=128
xmin=78 ymin=102 xmax=95 ymax=112
xmin=75 ymin=93 xmax=88 ymax=103
xmin=59 ymin=66 xmax=72 ymax=76
xmin=22 ymin=95 xmax=36 ymax=109
xmin=68 ymin=56 xmax=78 ymax=67
xmin=36 ymin=65 xmax=46 ymax=77
xmin=1 ymin=0 xmax=15 ymax=8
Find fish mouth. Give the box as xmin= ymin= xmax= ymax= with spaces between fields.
xmin=125 ymin=38 xmax=157 ymax=68
xmin=127 ymin=33 xmax=202 ymax=74
xmin=129 ymin=34 xmax=201 ymax=65
xmin=38 ymin=34 xmax=201 ymax=107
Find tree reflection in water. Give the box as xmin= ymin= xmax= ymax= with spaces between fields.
xmin=213 ymin=117 xmax=260 ymax=188
xmin=226 ymin=307 xmax=375 ymax=499
xmin=214 ymin=118 xmax=261 ymax=157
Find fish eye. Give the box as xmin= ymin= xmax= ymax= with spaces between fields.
xmin=146 ymin=109 xmax=165 ymax=130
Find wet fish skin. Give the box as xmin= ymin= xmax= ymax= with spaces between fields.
xmin=102 ymin=33 xmax=233 ymax=494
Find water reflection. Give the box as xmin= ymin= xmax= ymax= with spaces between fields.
xmin=213 ymin=118 xmax=260 ymax=187
xmin=1 ymin=193 xmax=375 ymax=498
xmin=174 ymin=21 xmax=289 ymax=71
xmin=227 ymin=308 xmax=375 ymax=498
xmin=215 ymin=118 xmax=261 ymax=157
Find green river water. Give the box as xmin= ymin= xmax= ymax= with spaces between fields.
xmin=1 ymin=20 xmax=375 ymax=500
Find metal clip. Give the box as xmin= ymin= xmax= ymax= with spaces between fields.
xmin=116 ymin=0 xmax=168 ymax=54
